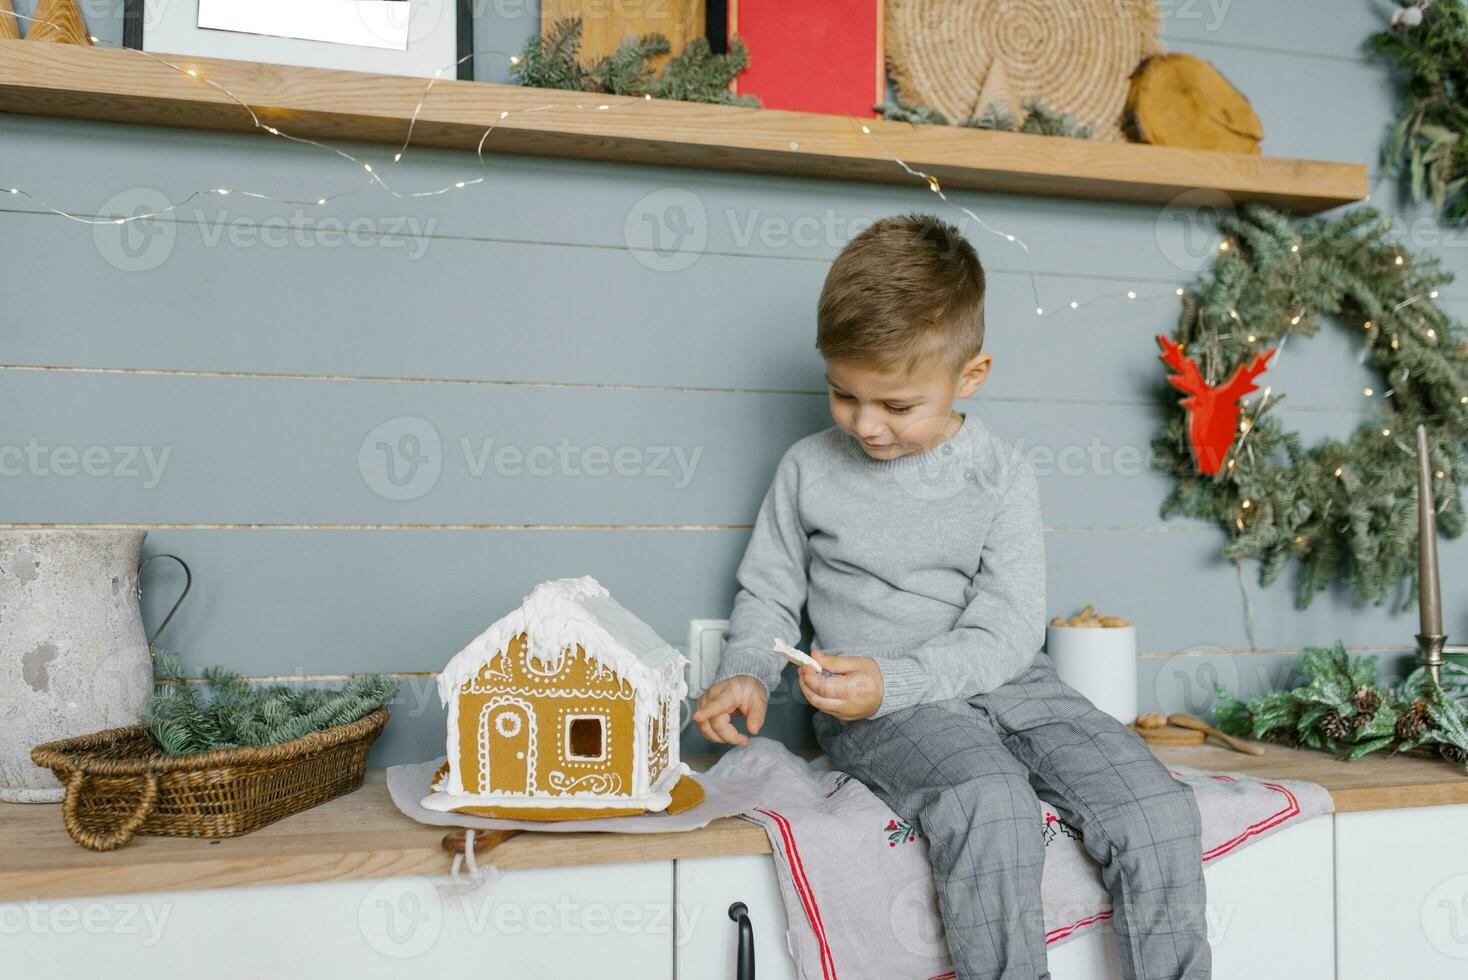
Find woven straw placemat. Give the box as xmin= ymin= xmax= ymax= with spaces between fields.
xmin=887 ymin=0 xmax=1162 ymax=140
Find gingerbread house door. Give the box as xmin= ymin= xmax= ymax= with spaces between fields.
xmin=477 ymin=697 xmax=536 ymax=794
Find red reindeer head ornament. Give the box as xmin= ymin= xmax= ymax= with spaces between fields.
xmin=1157 ymin=335 xmax=1275 ymax=475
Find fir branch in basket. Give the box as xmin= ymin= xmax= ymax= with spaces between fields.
xmin=145 ymin=652 xmax=398 ymax=756
xmin=1210 ymin=641 xmax=1468 ymax=766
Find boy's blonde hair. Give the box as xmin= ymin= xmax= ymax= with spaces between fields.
xmin=816 ymin=213 xmax=985 ymax=377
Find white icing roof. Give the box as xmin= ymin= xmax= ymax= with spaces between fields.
xmin=437 ymin=575 xmax=686 ymax=706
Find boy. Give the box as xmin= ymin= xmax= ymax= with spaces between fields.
xmin=692 ymin=214 xmax=1210 ymax=980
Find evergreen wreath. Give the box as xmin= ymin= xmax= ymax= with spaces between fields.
xmin=145 ymin=651 xmax=399 ymax=755
xmin=1152 ymin=205 xmax=1468 ymax=608
xmin=1212 ymin=642 xmax=1468 ymax=766
xmin=1369 ymin=0 xmax=1468 ymax=223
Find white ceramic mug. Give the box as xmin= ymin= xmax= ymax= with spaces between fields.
xmin=1046 ymin=624 xmax=1138 ymax=725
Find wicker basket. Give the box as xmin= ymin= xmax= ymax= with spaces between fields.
xmin=31 ymin=709 xmax=389 ymax=851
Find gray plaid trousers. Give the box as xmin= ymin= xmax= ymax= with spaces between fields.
xmin=813 ymin=651 xmax=1211 ymax=980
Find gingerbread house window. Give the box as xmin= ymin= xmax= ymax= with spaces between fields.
xmin=565 ymin=715 xmax=606 ymax=761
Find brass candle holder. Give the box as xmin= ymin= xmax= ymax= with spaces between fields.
xmin=1416 ymin=425 xmax=1447 ymax=687
xmin=1418 ymin=633 xmax=1448 ymax=689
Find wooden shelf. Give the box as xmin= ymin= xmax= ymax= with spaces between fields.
xmin=1152 ymin=739 xmax=1468 ymax=812
xmin=0 ymin=39 xmax=1366 ymax=212
xmin=3 ymin=740 xmax=1465 ymax=902
xmin=0 ymin=770 xmax=773 ymax=903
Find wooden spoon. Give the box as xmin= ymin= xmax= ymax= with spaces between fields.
xmin=1131 ymin=722 xmax=1205 ymax=746
xmin=1168 ymin=713 xmax=1266 ymax=755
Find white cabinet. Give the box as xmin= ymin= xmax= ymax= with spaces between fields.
xmin=1036 ymin=813 xmax=1337 ymax=980
xmin=1335 ymin=803 xmax=1468 ymax=978
xmin=5 ymin=803 xmax=1454 ymax=979
xmin=670 ymin=816 xmax=1335 ymax=980
xmin=676 ymin=854 xmax=798 ymax=980
xmin=4 ymin=861 xmax=676 ymax=980
xmin=1201 ymin=811 xmax=1335 ymax=978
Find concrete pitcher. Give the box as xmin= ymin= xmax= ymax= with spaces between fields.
xmin=0 ymin=530 xmax=189 ymax=802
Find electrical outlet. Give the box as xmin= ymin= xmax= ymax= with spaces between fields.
xmin=686 ymin=619 xmax=729 ymax=699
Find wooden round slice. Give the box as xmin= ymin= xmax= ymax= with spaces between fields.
xmin=25 ymin=0 xmax=92 ymax=44
xmin=887 ymin=0 xmax=1161 ymax=141
xmin=1126 ymin=53 xmax=1262 ymax=153
xmin=0 ymin=0 xmax=20 ymax=40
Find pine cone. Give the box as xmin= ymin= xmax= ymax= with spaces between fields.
xmin=1438 ymin=742 xmax=1468 ymax=766
xmin=1318 ymin=708 xmax=1352 ymax=741
xmin=1395 ymin=700 xmax=1430 ymax=741
xmin=1351 ymin=710 xmax=1375 ymax=730
xmin=1350 ymin=685 xmax=1381 ymax=714
xmin=1260 ymin=727 xmax=1293 ymax=745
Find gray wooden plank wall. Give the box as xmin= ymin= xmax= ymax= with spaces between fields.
xmin=3 ymin=0 xmax=1464 ymax=764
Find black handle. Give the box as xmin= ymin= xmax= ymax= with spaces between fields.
xmin=729 ymin=902 xmax=755 ymax=980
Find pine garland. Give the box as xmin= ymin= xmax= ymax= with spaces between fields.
xmin=874 ymin=97 xmax=1094 ymax=138
xmin=1154 ymin=204 xmax=1468 ymax=608
xmin=144 ymin=652 xmax=399 ymax=756
xmin=1211 ymin=642 xmax=1468 ymax=766
xmin=1015 ymin=100 xmax=1095 ymax=139
xmin=873 ymin=97 xmax=949 ymax=126
xmin=512 ymin=18 xmax=758 ymax=106
xmin=1368 ymin=1 xmax=1468 ymax=223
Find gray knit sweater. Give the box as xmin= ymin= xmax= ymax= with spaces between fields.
xmin=713 ymin=412 xmax=1047 ymax=718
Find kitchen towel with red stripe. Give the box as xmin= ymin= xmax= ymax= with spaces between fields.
xmin=709 ymin=737 xmax=1333 ymax=980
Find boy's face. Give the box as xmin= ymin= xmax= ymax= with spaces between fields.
xmin=824 ymin=353 xmax=991 ymax=460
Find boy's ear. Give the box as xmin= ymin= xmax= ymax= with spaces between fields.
xmin=956 ymin=352 xmax=992 ymax=398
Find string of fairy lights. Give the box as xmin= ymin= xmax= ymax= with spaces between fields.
xmin=7 ymin=18 xmax=1464 ymax=689
xmin=9 ymin=8 xmax=1460 ymax=651
xmin=1 ymin=9 xmax=1456 ymax=494
xmin=8 ymin=6 xmax=1206 ymax=326
xmin=12 ymin=18 xmax=1450 ymax=459
xmin=2 ymin=12 xmax=661 ymax=220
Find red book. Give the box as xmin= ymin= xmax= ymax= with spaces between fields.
xmin=729 ymin=1 xmax=885 ymax=118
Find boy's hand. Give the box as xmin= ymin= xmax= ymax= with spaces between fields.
xmin=693 ymin=676 xmax=768 ymax=746
xmin=799 ymin=650 xmax=884 ymax=721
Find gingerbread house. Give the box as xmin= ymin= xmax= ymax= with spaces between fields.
xmin=423 ymin=575 xmax=692 ymax=818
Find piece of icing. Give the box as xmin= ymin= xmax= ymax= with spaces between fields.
xmin=773 ymin=637 xmax=822 ymax=670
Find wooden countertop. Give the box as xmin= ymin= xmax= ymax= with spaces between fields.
xmin=4 ymin=740 xmax=1465 ymax=902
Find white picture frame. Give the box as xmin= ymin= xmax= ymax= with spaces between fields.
xmin=123 ymin=0 xmax=473 ymax=80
